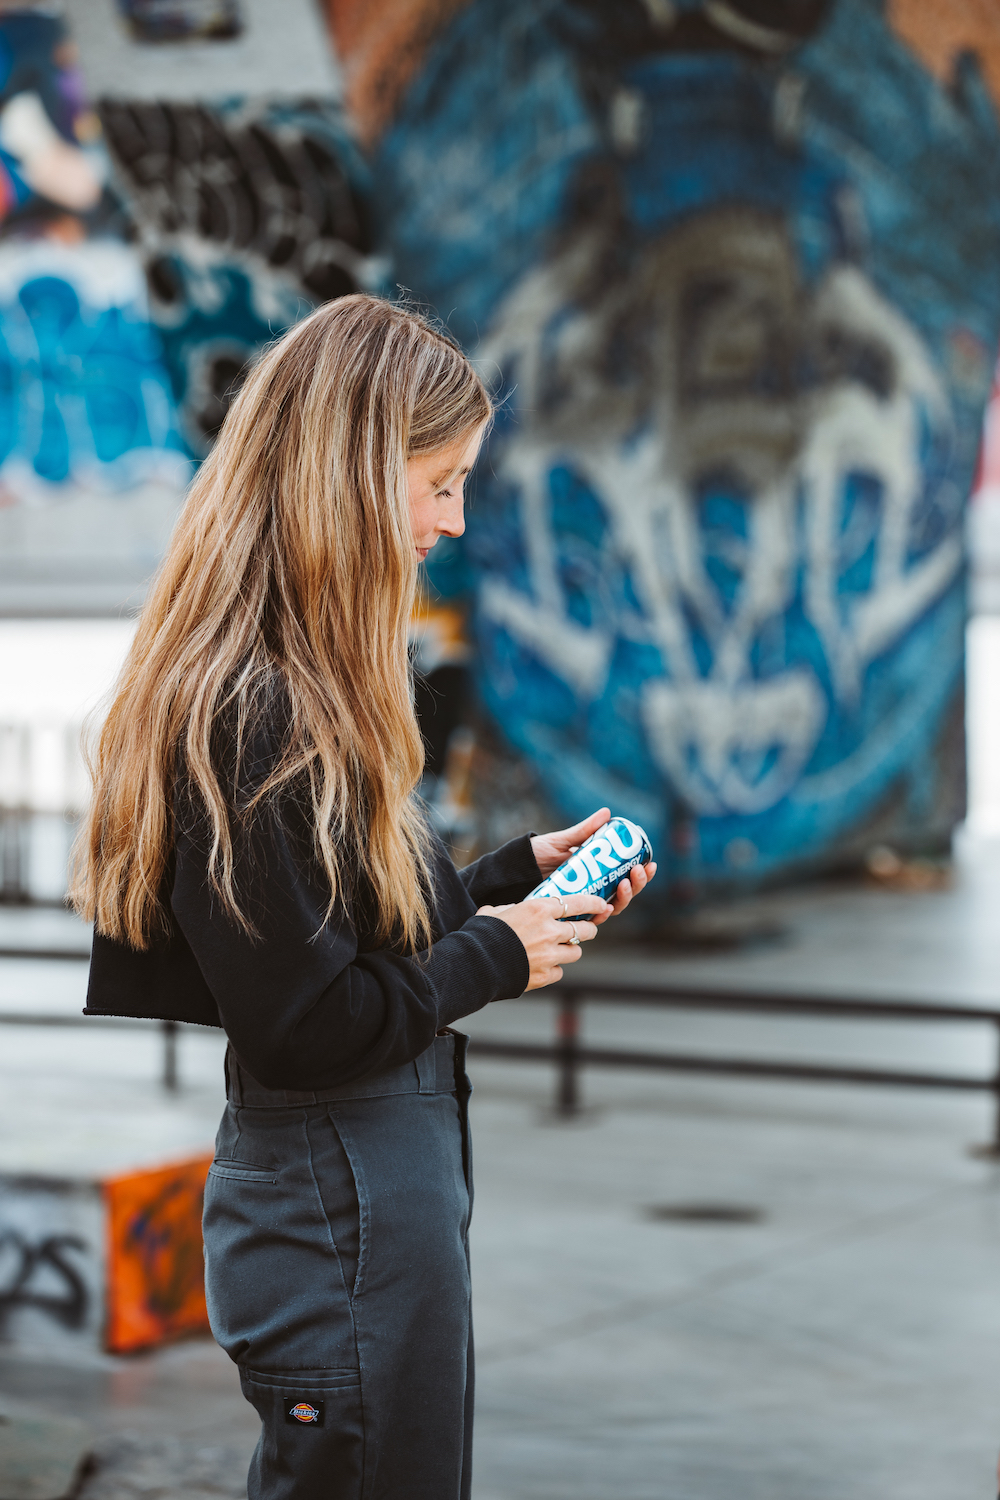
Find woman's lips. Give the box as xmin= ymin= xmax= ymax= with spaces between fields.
xmin=416 ymin=546 xmax=430 ymax=560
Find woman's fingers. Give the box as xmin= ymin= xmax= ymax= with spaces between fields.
xmin=594 ymin=882 xmax=628 ymax=923
xmin=618 ymin=867 xmax=645 ymax=908
xmin=602 ymin=873 xmax=640 ymax=918
xmin=616 ymin=862 xmax=655 ymax=907
xmin=487 ymin=868 xmax=652 ymax=993
xmin=549 ymin=918 xmax=597 ymax=948
xmin=530 ymin=809 xmax=611 ymax=874
xmin=562 ymin=807 xmax=611 ymax=846
xmin=593 ymin=860 xmax=658 ymax=923
xmin=557 ymin=892 xmax=613 ymax=919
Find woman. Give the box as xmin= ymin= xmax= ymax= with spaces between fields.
xmin=74 ymin=296 xmax=654 ymax=1500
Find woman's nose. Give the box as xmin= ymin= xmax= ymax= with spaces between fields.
xmin=438 ymin=498 xmax=466 ymax=538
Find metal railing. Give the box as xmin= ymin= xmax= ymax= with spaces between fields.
xmin=467 ymin=982 xmax=1000 ymax=1149
xmin=2 ymin=962 xmax=1000 ymax=1147
xmin=0 ymin=1007 xmax=181 ymax=1090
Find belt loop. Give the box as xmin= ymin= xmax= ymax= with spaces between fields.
xmin=225 ymin=1045 xmax=244 ymax=1105
xmin=450 ymin=1030 xmax=471 ymax=1094
xmin=414 ymin=1042 xmax=437 ymax=1094
xmin=453 ymin=1031 xmax=468 ymax=1074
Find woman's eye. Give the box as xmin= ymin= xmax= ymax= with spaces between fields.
xmin=436 ymin=489 xmax=453 ymax=499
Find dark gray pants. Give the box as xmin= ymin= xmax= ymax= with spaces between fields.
xmin=202 ymin=1032 xmax=474 ymax=1500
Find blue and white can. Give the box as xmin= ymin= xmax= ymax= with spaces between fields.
xmin=528 ymin=817 xmax=653 ymax=907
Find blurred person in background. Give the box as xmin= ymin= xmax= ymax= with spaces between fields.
xmin=72 ymin=295 xmax=654 ymax=1500
xmin=0 ymin=4 xmax=102 ymax=239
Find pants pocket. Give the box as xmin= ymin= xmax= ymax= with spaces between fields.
xmin=203 ymin=1141 xmax=358 ymax=1371
xmin=207 ymin=1161 xmax=277 ymax=1185
xmin=240 ymin=1366 xmax=364 ymax=1500
xmin=307 ymin=1110 xmax=364 ymax=1299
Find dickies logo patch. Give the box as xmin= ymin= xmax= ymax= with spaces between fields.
xmin=285 ymin=1399 xmax=324 ymax=1426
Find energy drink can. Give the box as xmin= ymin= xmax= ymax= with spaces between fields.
xmin=528 ymin=817 xmax=653 ymax=907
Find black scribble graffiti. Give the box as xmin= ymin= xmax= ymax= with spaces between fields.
xmin=96 ymin=98 xmax=372 ymax=451
xmin=0 ymin=1229 xmax=90 ymax=1332
xmin=98 ymin=98 xmax=370 ymax=304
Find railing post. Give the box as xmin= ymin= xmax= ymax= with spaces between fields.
xmin=555 ymin=993 xmax=581 ymax=1118
xmin=992 ymin=1018 xmax=1000 ymax=1153
xmin=162 ymin=1019 xmax=179 ymax=1092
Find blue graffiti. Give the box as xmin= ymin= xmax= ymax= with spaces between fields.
xmin=0 ymin=242 xmax=186 ymax=497
xmin=374 ymin=0 xmax=1000 ymax=898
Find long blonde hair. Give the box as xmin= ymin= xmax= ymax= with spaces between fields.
xmin=71 ymin=294 xmax=492 ymax=952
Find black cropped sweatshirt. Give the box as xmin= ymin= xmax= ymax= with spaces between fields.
xmin=84 ymin=714 xmax=538 ymax=1093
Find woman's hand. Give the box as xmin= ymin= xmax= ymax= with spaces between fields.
xmin=477 ymin=894 xmax=610 ymax=991
xmin=593 ymin=858 xmax=657 ymax=925
xmin=529 ymin=807 xmax=657 ymax=926
xmin=530 ymin=808 xmax=613 ymax=876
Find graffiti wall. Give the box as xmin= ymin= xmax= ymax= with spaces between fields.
xmin=98 ymin=97 xmax=371 ymax=457
xmin=2 ymin=0 xmax=363 ymax=615
xmin=4 ymin=0 xmax=998 ymax=901
xmin=76 ymin=0 xmax=370 ymax=459
xmin=0 ymin=5 xmax=187 ymax=614
xmin=327 ymin=0 xmax=1000 ymax=903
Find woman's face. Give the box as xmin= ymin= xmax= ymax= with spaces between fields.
xmin=407 ymin=426 xmax=485 ymax=561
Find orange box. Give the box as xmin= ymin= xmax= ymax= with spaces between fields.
xmin=102 ymin=1153 xmax=214 ymax=1354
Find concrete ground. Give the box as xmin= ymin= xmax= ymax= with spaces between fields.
xmin=1 ymin=839 xmax=1000 ymax=1498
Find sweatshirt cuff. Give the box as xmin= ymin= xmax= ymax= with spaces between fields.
xmin=459 ymin=833 xmax=543 ymax=907
xmin=426 ymin=912 xmax=530 ymax=1026
xmin=464 ymin=912 xmax=530 ymax=997
xmin=500 ymin=833 xmax=544 ymax=888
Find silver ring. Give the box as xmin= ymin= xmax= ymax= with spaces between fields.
xmin=567 ymin=921 xmax=580 ymax=947
xmin=558 ymin=898 xmax=568 ymax=918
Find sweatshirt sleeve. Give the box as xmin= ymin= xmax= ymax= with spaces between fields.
xmin=170 ymin=773 xmax=528 ymax=1093
xmin=458 ymin=834 xmax=543 ymax=907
